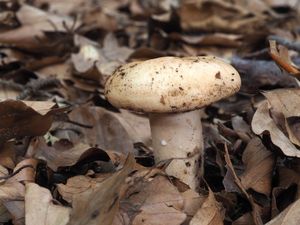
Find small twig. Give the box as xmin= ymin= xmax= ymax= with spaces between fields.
xmin=0 ymin=165 xmax=35 ymax=181
xmin=268 ymin=35 xmax=300 ymax=52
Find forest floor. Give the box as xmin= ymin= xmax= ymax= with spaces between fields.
xmin=0 ymin=0 xmax=300 ymax=224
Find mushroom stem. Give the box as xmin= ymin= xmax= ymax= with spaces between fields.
xmin=149 ymin=110 xmax=203 ymax=190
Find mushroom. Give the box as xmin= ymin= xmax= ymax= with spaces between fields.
xmin=104 ymin=56 xmax=241 ymax=190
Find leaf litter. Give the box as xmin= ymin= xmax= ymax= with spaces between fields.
xmin=1 ymin=0 xmax=300 ymax=224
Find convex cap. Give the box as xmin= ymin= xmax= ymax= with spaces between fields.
xmin=105 ymin=56 xmax=241 ymax=113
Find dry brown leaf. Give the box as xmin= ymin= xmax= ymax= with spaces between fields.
xmin=26 ymin=137 xmax=97 ymax=171
xmin=190 ymin=188 xmax=224 ymax=225
xmin=129 ymin=175 xmax=186 ymax=225
xmin=0 ymin=158 xmax=37 ymax=225
xmin=67 ymin=154 xmax=135 ymax=225
xmin=0 ymin=4 xmax=79 ymax=52
xmin=72 ymin=33 xmax=133 ymax=83
xmin=0 ymin=141 xmax=16 ymax=169
xmin=262 ymin=89 xmax=300 ymax=146
xmin=66 ymin=106 xmax=139 ymax=153
xmin=9 ymin=158 xmax=37 ymax=184
xmin=57 ymin=175 xmax=111 ymax=204
xmin=0 ymin=100 xmax=63 ymax=145
xmin=25 ymin=183 xmax=71 ymax=225
xmin=223 ymin=145 xmax=263 ymax=225
xmin=178 ymin=0 xmax=267 ymax=33
xmin=263 ymin=89 xmax=300 ymax=118
xmin=240 ymin=137 xmax=275 ymax=196
xmin=252 ymin=101 xmax=300 ymax=157
xmin=265 ymin=198 xmax=300 ymax=225
xmin=277 ymin=166 xmax=300 ymax=199
xmin=0 ymin=181 xmax=25 ymax=225
xmin=182 ymin=189 xmax=206 ymax=218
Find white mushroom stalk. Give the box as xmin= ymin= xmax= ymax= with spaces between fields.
xmin=105 ymin=56 xmax=241 ymax=190
xmin=149 ymin=111 xmax=202 ymax=189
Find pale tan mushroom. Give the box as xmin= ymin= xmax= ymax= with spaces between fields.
xmin=105 ymin=56 xmax=241 ymax=190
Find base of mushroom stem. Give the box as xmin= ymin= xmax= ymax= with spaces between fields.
xmin=149 ymin=110 xmax=203 ymax=190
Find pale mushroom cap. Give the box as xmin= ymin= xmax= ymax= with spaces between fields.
xmin=105 ymin=56 xmax=241 ymax=113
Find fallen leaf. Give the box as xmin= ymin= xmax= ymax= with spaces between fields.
xmin=263 ymin=89 xmax=300 ymax=118
xmin=190 ymin=188 xmax=224 ymax=225
xmin=57 ymin=175 xmax=110 ymax=204
xmin=65 ymin=106 xmax=142 ymax=153
xmin=130 ymin=175 xmax=186 ymax=225
xmin=240 ymin=137 xmax=275 ymax=196
xmin=0 ymin=100 xmax=64 ymax=145
xmin=26 ymin=137 xmax=94 ymax=171
xmin=0 ymin=4 xmax=79 ymax=52
xmin=252 ymin=101 xmax=300 ymax=157
xmin=223 ymin=144 xmax=263 ymax=225
xmin=265 ymin=198 xmax=300 ymax=225
xmin=25 ymin=183 xmax=71 ymax=225
xmin=67 ymin=154 xmax=135 ymax=225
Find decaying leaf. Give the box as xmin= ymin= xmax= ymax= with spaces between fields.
xmin=266 ymin=198 xmax=300 ymax=225
xmin=190 ymin=188 xmax=224 ymax=225
xmin=223 ymin=144 xmax=263 ymax=225
xmin=0 ymin=100 xmax=64 ymax=145
xmin=240 ymin=137 xmax=275 ymax=196
xmin=130 ymin=175 xmax=186 ymax=225
xmin=252 ymin=101 xmax=300 ymax=157
xmin=25 ymin=183 xmax=71 ymax=225
xmin=0 ymin=4 xmax=79 ymax=52
xmin=66 ymin=106 xmax=150 ymax=153
xmin=72 ymin=33 xmax=133 ymax=83
xmin=67 ymin=154 xmax=135 ymax=225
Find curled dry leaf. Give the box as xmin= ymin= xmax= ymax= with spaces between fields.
xmin=240 ymin=137 xmax=275 ymax=196
xmin=252 ymin=101 xmax=300 ymax=157
xmin=66 ymin=106 xmax=150 ymax=153
xmin=223 ymin=145 xmax=263 ymax=225
xmin=0 ymin=181 xmax=25 ymax=225
xmin=178 ymin=0 xmax=268 ymax=33
xmin=27 ymin=136 xmax=93 ymax=171
xmin=25 ymin=183 xmax=71 ymax=225
xmin=57 ymin=175 xmax=110 ymax=204
xmin=0 ymin=141 xmax=17 ymax=169
xmin=72 ymin=33 xmax=133 ymax=83
xmin=263 ymin=89 xmax=300 ymax=118
xmin=190 ymin=188 xmax=224 ymax=225
xmin=67 ymin=154 xmax=135 ymax=225
xmin=0 ymin=100 xmax=63 ymax=145
xmin=1 ymin=158 xmax=38 ymax=224
xmin=263 ymin=88 xmax=300 ymax=147
xmin=182 ymin=189 xmax=206 ymax=219
xmin=0 ymin=4 xmax=79 ymax=52
xmin=129 ymin=175 xmax=186 ymax=225
xmin=265 ymin=198 xmax=300 ymax=225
